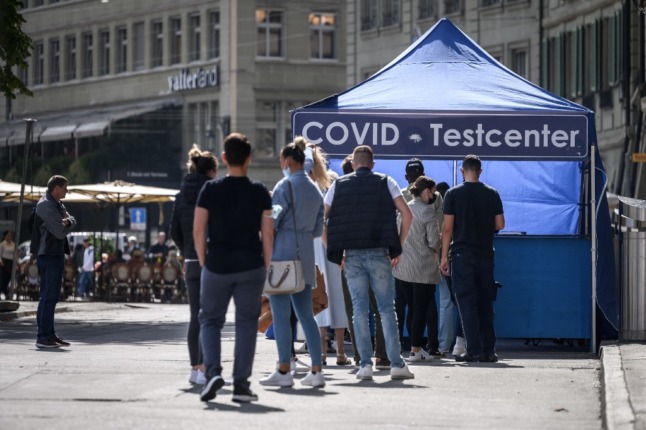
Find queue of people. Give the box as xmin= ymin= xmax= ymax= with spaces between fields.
xmin=171 ymin=133 xmax=505 ymax=404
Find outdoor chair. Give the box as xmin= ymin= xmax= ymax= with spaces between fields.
xmin=63 ymin=262 xmax=76 ymax=300
xmin=110 ymin=262 xmax=131 ymax=301
xmin=133 ymin=263 xmax=154 ymax=302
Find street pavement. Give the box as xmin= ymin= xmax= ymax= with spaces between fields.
xmin=0 ymin=301 xmax=643 ymax=430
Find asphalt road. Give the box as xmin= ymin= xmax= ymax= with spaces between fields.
xmin=0 ymin=303 xmax=602 ymax=429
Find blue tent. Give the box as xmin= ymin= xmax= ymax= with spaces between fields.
xmin=292 ymin=18 xmax=617 ymax=345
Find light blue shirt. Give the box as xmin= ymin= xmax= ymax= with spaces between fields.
xmin=271 ymin=170 xmax=324 ymax=287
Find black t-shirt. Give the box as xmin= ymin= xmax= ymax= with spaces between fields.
xmin=442 ymin=181 xmax=503 ymax=257
xmin=196 ymin=176 xmax=272 ymax=274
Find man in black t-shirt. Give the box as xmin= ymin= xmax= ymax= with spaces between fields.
xmin=440 ymin=155 xmax=504 ymax=363
xmin=193 ymin=133 xmax=273 ymax=403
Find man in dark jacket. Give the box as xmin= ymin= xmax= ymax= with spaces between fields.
xmin=33 ymin=175 xmax=77 ymax=348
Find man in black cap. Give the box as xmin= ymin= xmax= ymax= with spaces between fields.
xmin=402 ymin=158 xmax=425 ymax=202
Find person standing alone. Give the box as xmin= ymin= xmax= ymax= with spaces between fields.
xmin=76 ymin=237 xmax=94 ymax=299
xmin=32 ymin=175 xmax=77 ymax=348
xmin=440 ymin=155 xmax=504 ymax=363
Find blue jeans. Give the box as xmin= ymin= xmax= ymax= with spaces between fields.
xmin=199 ymin=266 xmax=265 ymax=390
xmin=450 ymin=251 xmax=496 ymax=356
xmin=268 ymin=284 xmax=322 ymax=367
xmin=77 ymin=271 xmax=93 ymax=296
xmin=344 ymin=248 xmax=403 ymax=368
xmin=437 ymin=275 xmax=456 ymax=352
xmin=36 ymin=255 xmax=64 ymax=340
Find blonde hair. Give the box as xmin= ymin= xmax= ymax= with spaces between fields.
xmin=294 ymin=136 xmax=331 ymax=191
xmin=186 ymin=144 xmax=202 ymax=173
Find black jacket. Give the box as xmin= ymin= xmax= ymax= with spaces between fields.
xmin=170 ymin=173 xmax=209 ymax=260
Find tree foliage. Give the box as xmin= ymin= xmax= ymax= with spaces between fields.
xmin=0 ymin=0 xmax=32 ymax=99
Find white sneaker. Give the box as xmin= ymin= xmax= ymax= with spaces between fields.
xmin=189 ymin=369 xmax=199 ymax=384
xmin=407 ymin=349 xmax=432 ymax=362
xmin=195 ymin=369 xmax=207 ymax=385
xmin=295 ymin=342 xmax=308 ymax=354
xmin=259 ymin=370 xmax=294 ymax=387
xmin=391 ymin=362 xmax=415 ymax=380
xmin=452 ymin=336 xmax=466 ymax=357
xmin=356 ymin=365 xmax=373 ymax=380
xmin=300 ymin=371 xmax=325 ymax=387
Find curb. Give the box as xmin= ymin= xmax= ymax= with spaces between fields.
xmin=600 ymin=345 xmax=636 ymax=430
xmin=0 ymin=302 xmax=123 ymax=322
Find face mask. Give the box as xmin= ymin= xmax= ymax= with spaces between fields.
xmin=282 ymin=167 xmax=291 ymax=178
xmin=428 ymin=190 xmax=437 ymax=205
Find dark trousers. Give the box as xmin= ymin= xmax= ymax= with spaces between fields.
xmin=1 ymin=258 xmax=12 ymax=297
xmin=199 ymin=266 xmax=265 ymax=390
xmin=185 ymin=261 xmax=202 ymax=367
xmin=341 ymin=269 xmax=387 ymax=361
xmin=397 ymin=278 xmax=438 ymax=350
xmin=36 ymin=255 xmax=64 ymax=340
xmin=395 ymin=280 xmax=413 ymax=348
xmin=450 ymin=251 xmax=496 ymax=356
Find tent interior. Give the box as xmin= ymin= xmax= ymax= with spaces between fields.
xmin=292 ymin=18 xmax=618 ymax=344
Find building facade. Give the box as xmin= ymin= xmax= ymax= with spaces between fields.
xmin=1 ymin=0 xmax=347 ymax=187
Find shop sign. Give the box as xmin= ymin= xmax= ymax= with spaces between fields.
xmin=168 ymin=66 xmax=218 ymax=92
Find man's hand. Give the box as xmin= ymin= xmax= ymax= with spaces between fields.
xmin=440 ymin=256 xmax=450 ymax=275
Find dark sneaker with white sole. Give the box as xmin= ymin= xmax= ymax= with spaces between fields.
xmin=36 ymin=338 xmax=60 ymax=348
xmin=232 ymin=386 xmax=259 ymax=403
xmin=54 ymin=336 xmax=71 ymax=346
xmin=200 ymin=375 xmax=224 ymax=402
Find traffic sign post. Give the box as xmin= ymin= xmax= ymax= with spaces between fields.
xmin=130 ymin=207 xmax=146 ymax=231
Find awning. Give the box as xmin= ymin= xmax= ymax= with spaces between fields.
xmin=74 ymin=121 xmax=110 ymax=139
xmin=39 ymin=124 xmax=77 ymax=142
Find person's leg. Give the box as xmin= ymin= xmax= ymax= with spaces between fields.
xmin=230 ymin=267 xmax=266 ymax=390
xmin=369 ymin=288 xmax=387 ymax=361
xmin=319 ymin=326 xmax=328 ymax=364
xmin=437 ymin=275 xmax=456 ymax=352
xmin=367 ymin=252 xmax=404 ymax=368
xmin=394 ymin=279 xmax=407 ymax=342
xmin=407 ymin=281 xmax=430 ymax=350
xmin=475 ymin=257 xmax=497 ymax=356
xmin=451 ymin=252 xmax=483 ymax=357
xmin=268 ymin=293 xmax=294 ymax=370
xmin=185 ymin=261 xmax=202 ymax=368
xmin=422 ymin=284 xmax=439 ymax=353
xmin=199 ymin=268 xmax=234 ymax=380
xmin=341 ymin=270 xmax=359 ymax=362
xmin=36 ymin=255 xmax=64 ymax=340
xmin=291 ymin=286 xmax=323 ymax=369
xmin=344 ymin=251 xmax=374 ymax=368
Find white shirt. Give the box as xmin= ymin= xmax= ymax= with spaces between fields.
xmin=82 ymin=246 xmax=94 ymax=272
xmin=324 ymin=172 xmax=402 ymax=206
xmin=0 ymin=241 xmax=15 ymax=260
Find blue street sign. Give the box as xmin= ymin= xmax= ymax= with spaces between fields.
xmin=130 ymin=207 xmax=146 ymax=231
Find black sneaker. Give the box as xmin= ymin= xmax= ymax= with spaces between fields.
xmin=483 ymin=353 xmax=499 ymax=363
xmin=232 ymin=386 xmax=258 ymax=403
xmin=375 ymin=358 xmax=391 ymax=370
xmin=455 ymin=353 xmax=483 ymax=363
xmin=36 ymin=338 xmax=60 ymax=348
xmin=200 ymin=375 xmax=224 ymax=402
xmin=54 ymin=336 xmax=71 ymax=347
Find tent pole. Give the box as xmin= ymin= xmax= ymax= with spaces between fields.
xmin=591 ymin=146 xmax=597 ymax=354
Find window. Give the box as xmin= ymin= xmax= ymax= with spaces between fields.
xmin=133 ymin=22 xmax=145 ymax=70
xmin=382 ymin=0 xmax=400 ymax=27
xmin=208 ymin=10 xmax=220 ymax=59
xmin=170 ymin=16 xmax=182 ymax=65
xmin=99 ymin=29 xmax=110 ymax=76
xmin=18 ymin=64 xmax=28 ymax=87
xmin=33 ymin=41 xmax=44 ymax=85
xmin=444 ymin=0 xmax=461 ymax=14
xmin=49 ymin=38 xmax=60 ymax=83
xmin=189 ymin=13 xmax=201 ymax=62
xmin=510 ymin=47 xmax=527 ymax=79
xmin=418 ymin=0 xmax=436 ymax=19
xmin=309 ymin=13 xmax=336 ymax=60
xmin=361 ymin=0 xmax=378 ymax=31
xmin=65 ymin=35 xmax=76 ymax=80
xmin=82 ymin=32 xmax=93 ymax=78
xmin=481 ymin=0 xmax=501 ymax=7
xmin=152 ymin=20 xmax=163 ymax=67
xmin=256 ymin=9 xmax=283 ymax=58
xmin=583 ymin=23 xmax=597 ymax=93
xmin=116 ymin=26 xmax=127 ymax=73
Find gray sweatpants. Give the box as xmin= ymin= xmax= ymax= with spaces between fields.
xmin=199 ymin=266 xmax=265 ymax=390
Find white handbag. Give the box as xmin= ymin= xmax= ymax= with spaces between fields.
xmin=264 ymin=181 xmax=306 ymax=295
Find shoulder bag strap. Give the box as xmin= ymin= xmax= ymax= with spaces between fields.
xmin=287 ymin=181 xmax=301 ymax=260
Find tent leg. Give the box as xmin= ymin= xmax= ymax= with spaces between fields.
xmin=591 ymin=146 xmax=597 ymax=354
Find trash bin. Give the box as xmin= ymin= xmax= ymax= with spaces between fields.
xmin=616 ymin=196 xmax=646 ymax=341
